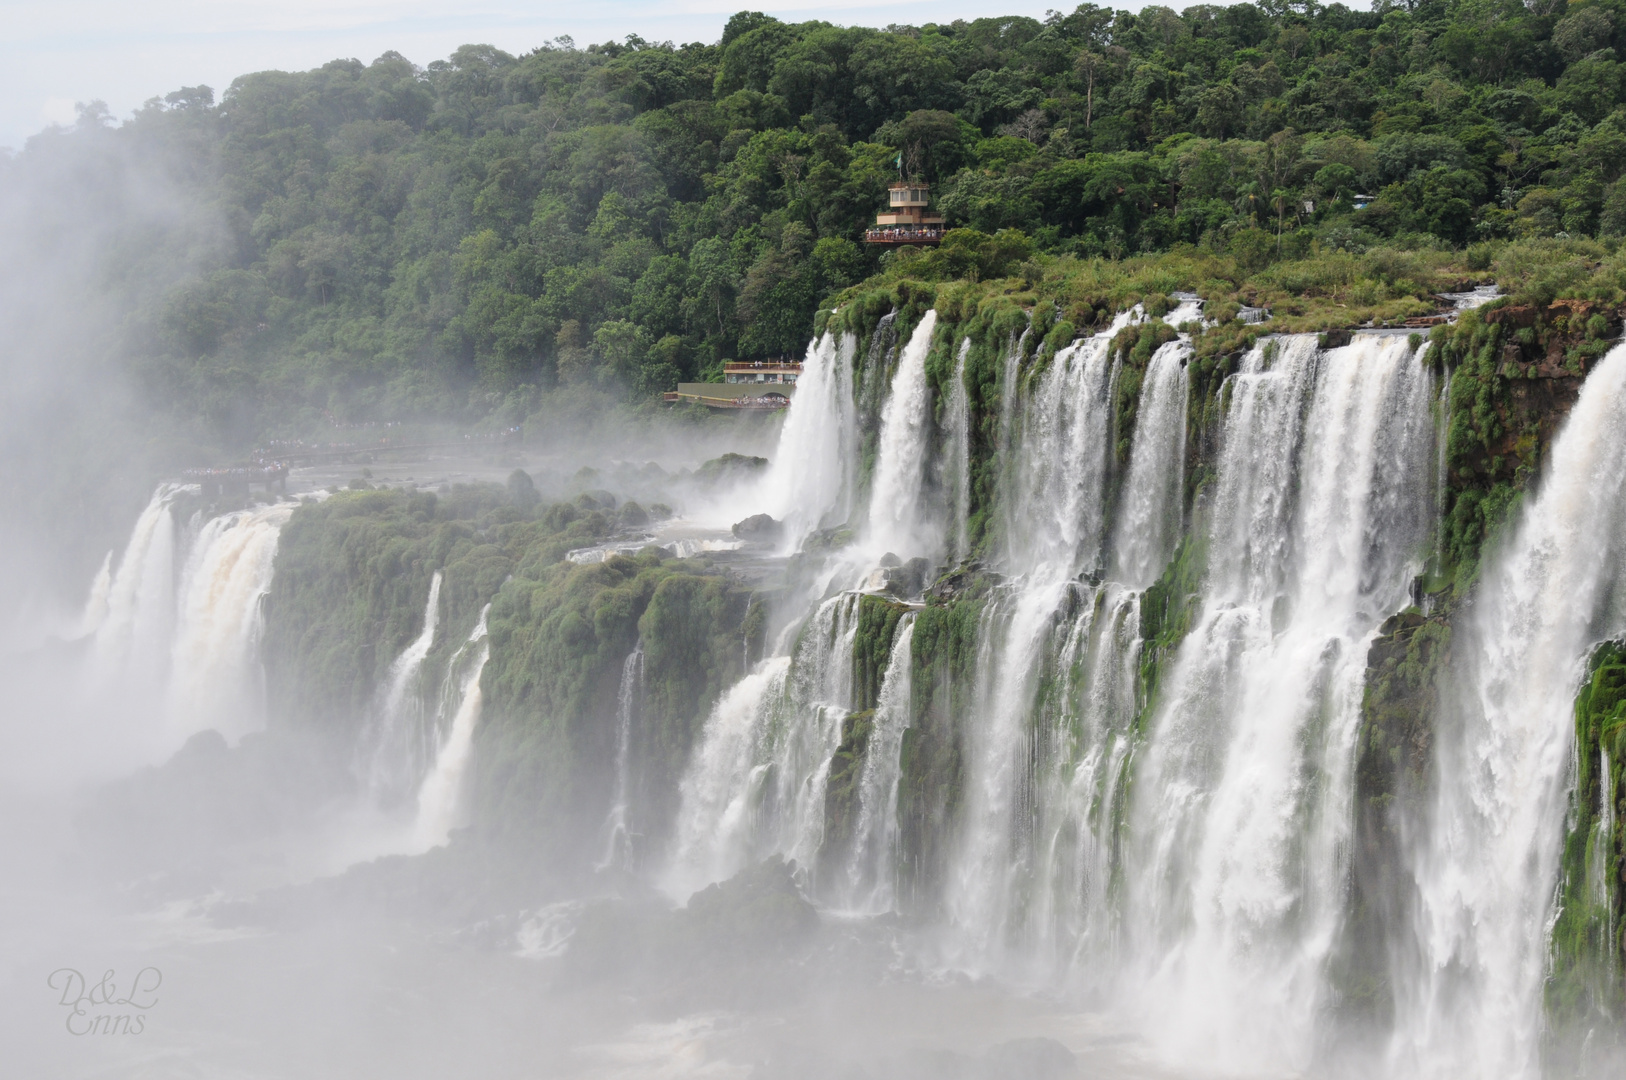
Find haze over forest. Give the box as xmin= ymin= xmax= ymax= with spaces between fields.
xmin=5 ymin=6 xmax=1626 ymax=1078
xmin=8 ymin=2 xmax=1626 ymax=449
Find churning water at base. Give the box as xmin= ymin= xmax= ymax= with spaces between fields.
xmin=1395 ymin=341 xmax=1626 ymax=1080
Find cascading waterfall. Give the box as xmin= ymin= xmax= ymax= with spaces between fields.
xmin=1111 ymin=339 xmax=1190 ymax=589
xmin=1006 ymin=313 xmax=1133 ymax=577
xmin=944 ymin=313 xmax=1148 ymax=964
xmin=82 ymin=484 xmax=295 ymax=756
xmin=596 ymin=645 xmax=644 ymax=872
xmin=413 ymin=605 xmax=493 ymax=850
xmin=943 ymin=339 xmax=972 ymax=562
xmin=1124 ymin=332 xmax=1433 ymax=1073
xmin=865 ymin=311 xmax=941 ymax=560
xmin=759 ymin=330 xmax=858 ymax=549
xmin=1027 ymin=584 xmax=1141 ymax=979
xmin=72 ymin=550 xmax=113 ymax=640
xmin=361 ymin=571 xmax=442 ymax=802
xmin=1394 ymin=341 xmax=1626 ymax=1080
xmin=840 ymin=616 xmax=915 ymax=913
xmin=91 ymin=483 xmax=182 ymax=679
xmin=664 ymin=592 xmax=862 ymax=899
xmin=947 ymin=577 xmax=1072 ymax=959
xmin=663 ymin=657 xmax=791 ymax=897
xmin=167 ymin=502 xmax=294 ymax=743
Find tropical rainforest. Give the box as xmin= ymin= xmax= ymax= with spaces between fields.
xmin=11 ymin=0 xmax=1626 ymax=451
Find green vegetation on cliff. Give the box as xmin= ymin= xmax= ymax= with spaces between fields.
xmin=24 ymin=2 xmax=1626 ymax=465
xmin=264 ymin=483 xmax=609 ymax=733
xmin=1428 ymin=293 xmax=1618 ymax=590
xmin=1549 ymin=641 xmax=1626 ymax=1035
xmin=263 ymin=479 xmax=757 ymax=868
xmin=897 ymin=581 xmax=989 ymax=912
xmin=479 ymin=548 xmax=754 ymax=864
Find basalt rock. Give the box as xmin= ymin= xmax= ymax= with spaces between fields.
xmin=731 ymin=513 xmax=783 ymax=541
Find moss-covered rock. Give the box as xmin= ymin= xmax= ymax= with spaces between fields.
xmin=262 ymin=486 xmax=593 ymax=736
xmin=816 ymin=708 xmax=876 ymax=889
xmin=263 ymin=483 xmax=757 ymax=875
xmin=1431 ymin=305 xmax=1616 ymax=591
xmin=1547 ymin=641 xmax=1626 ymax=1046
xmin=478 ymin=550 xmax=754 ymax=869
xmin=897 ymin=589 xmax=986 ymax=914
xmin=1332 ymin=609 xmax=1451 ymax=1032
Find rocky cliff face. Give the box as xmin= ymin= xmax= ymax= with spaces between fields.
xmin=256 ymin=289 xmax=1624 ymax=1067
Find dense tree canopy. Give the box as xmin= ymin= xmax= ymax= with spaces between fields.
xmin=13 ymin=1 xmax=1626 ymax=443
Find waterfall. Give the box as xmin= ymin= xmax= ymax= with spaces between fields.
xmin=167 ymin=502 xmax=293 ymax=743
xmin=663 ymin=656 xmax=792 ymax=898
xmin=760 ymin=330 xmax=858 ymax=549
xmin=664 ymin=592 xmax=862 ymax=899
xmin=413 ymin=605 xmax=492 ymax=850
xmin=1111 ymin=339 xmax=1190 ymax=589
xmin=943 ymin=340 xmax=972 ymax=562
xmin=362 ymin=571 xmax=442 ymax=802
xmin=1005 ymin=314 xmax=1132 ymax=578
xmin=1395 ymin=341 xmax=1626 ymax=1080
xmin=841 ymin=616 xmax=915 ymax=913
xmin=945 ymin=576 xmax=1145 ymax=974
xmin=865 ymin=311 xmax=941 ymax=560
xmin=946 ymin=580 xmax=1062 ymax=958
xmin=1028 ymin=585 xmax=1141 ymax=981
xmin=92 ymin=483 xmax=182 ymax=679
xmin=81 ymin=484 xmax=294 ymax=757
xmin=596 ymin=645 xmax=644 ymax=872
xmin=71 ymin=550 xmax=113 ymax=640
xmin=1124 ymin=332 xmax=1433 ymax=1073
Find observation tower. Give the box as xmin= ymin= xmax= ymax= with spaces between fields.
xmin=864 ymin=183 xmax=945 ymax=246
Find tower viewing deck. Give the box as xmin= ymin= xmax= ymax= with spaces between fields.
xmin=864 ymin=182 xmax=944 ymax=246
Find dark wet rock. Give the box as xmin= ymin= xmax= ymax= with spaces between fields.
xmin=507 ymin=468 xmax=540 ymax=507
xmin=681 ymin=855 xmax=818 ymax=953
xmin=695 ymin=452 xmax=769 ymax=486
xmin=733 ymin=513 xmax=783 ymax=541
xmin=804 ymin=526 xmax=854 ymax=552
xmin=926 ymin=560 xmax=997 ymax=604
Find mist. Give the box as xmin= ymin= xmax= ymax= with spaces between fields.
xmin=5 ymin=13 xmax=1626 ymax=1080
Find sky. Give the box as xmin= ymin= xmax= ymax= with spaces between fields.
xmin=0 ymin=0 xmax=1075 ymax=151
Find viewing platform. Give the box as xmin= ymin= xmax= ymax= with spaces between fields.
xmin=663 ymin=384 xmax=794 ymax=410
xmin=864 ymin=182 xmax=944 ymax=246
xmin=182 ymin=463 xmax=289 ymax=496
xmin=664 ymin=359 xmax=800 ymax=409
xmin=722 ymin=359 xmax=800 ymax=385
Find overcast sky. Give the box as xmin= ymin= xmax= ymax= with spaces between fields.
xmin=0 ymin=0 xmax=1085 ymax=151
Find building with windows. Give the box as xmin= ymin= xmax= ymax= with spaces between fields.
xmin=664 ymin=360 xmax=800 ymax=409
xmin=864 ymin=183 xmax=944 ymax=246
